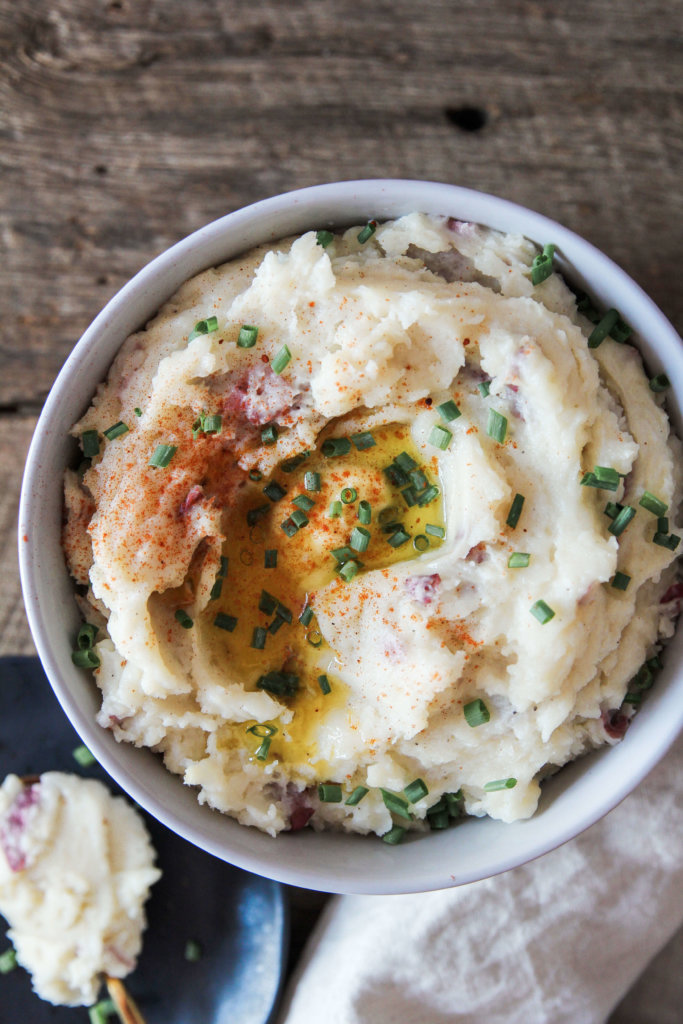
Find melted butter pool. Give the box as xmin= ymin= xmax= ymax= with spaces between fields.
xmin=198 ymin=422 xmax=444 ymax=776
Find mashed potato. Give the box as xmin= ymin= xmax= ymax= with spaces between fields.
xmin=63 ymin=214 xmax=681 ymax=839
xmin=0 ymin=772 xmax=160 ymax=1005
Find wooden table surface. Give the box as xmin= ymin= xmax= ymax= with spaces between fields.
xmin=1 ymin=1 xmax=681 ymax=1019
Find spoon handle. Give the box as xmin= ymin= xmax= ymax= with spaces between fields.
xmin=106 ymin=977 xmax=148 ymax=1024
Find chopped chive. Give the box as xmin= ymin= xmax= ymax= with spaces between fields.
xmin=249 ymin=468 xmax=263 ymax=481
xmin=478 ymin=381 xmax=491 ymax=398
xmin=658 ymin=516 xmax=670 ymax=534
xmin=271 ymin=344 xmax=292 ymax=375
xmin=382 ymin=825 xmax=406 ymax=845
xmin=345 ymin=785 xmax=369 ymax=806
xmin=322 ymin=437 xmax=351 ymax=457
xmin=395 ymin=451 xmax=418 ymax=473
xmin=72 ymin=648 xmax=101 ymax=669
xmin=76 ymin=623 xmax=98 ymax=650
xmin=401 ymin=485 xmax=418 ymax=508
xmin=588 ymin=308 xmax=620 ymax=348
xmin=264 ymin=481 xmax=287 ymax=502
xmin=506 ymin=493 xmax=525 ymax=528
xmin=380 ymin=789 xmax=412 ymax=820
xmin=413 ymin=534 xmax=430 ymax=552
xmin=306 ymin=629 xmax=323 ymax=647
xmin=639 ymin=491 xmax=668 ymax=516
xmin=339 ymin=559 xmax=359 ymax=582
xmin=428 ymin=424 xmax=452 ymax=450
xmin=328 ymin=500 xmax=343 ymax=518
xmin=530 ymin=600 xmax=555 ymax=624
xmin=378 ymin=505 xmax=399 ymax=525
xmin=268 ymin=616 xmax=284 ymax=635
xmin=261 ymin=424 xmax=278 ymax=446
xmin=318 ymin=783 xmax=342 ymax=802
xmin=280 ymin=451 xmax=310 ymax=472
xmin=484 ymin=778 xmax=517 ymax=791
xmin=201 ymin=414 xmax=222 ymax=434
xmin=486 ymin=409 xmax=508 ymax=443
xmin=256 ymin=670 xmax=299 ymax=696
xmin=258 ymin=590 xmax=277 ymax=615
xmin=576 ymin=293 xmax=601 ymax=323
xmin=629 ymin=665 xmax=654 ymax=693
xmin=291 ymin=508 xmax=309 ymax=528
xmin=611 ymin=572 xmax=631 ymax=591
xmin=387 ymin=528 xmax=410 ymax=548
xmin=409 ymin=470 xmax=427 ymax=493
xmin=530 ymin=243 xmax=556 ymax=285
xmin=508 ymin=552 xmax=531 ymax=568
xmin=604 ymin=501 xmax=622 ymax=520
xmin=425 ymin=523 xmax=445 ymax=538
xmin=264 ymin=549 xmax=278 ymax=569
xmin=81 ymin=429 xmax=100 ymax=458
xmin=417 ymin=484 xmax=439 ymax=506
xmin=608 ymin=505 xmax=636 ymax=536
xmin=304 ymin=471 xmax=321 ymax=491
xmin=184 ymin=939 xmax=203 ymax=962
xmin=237 ymin=324 xmax=259 ymax=348
xmin=437 ymin=399 xmax=461 ymax=421
xmin=275 ymin=602 xmax=293 ymax=623
xmin=428 ymin=811 xmax=449 ymax=830
xmin=445 ymin=790 xmax=464 ymax=816
xmin=72 ymin=744 xmax=96 ymax=767
xmin=255 ymin=737 xmax=272 ymax=760
xmin=0 ymin=948 xmax=17 ymax=975
xmin=404 ymin=778 xmax=428 ymax=803
xmin=610 ymin=317 xmax=632 ymax=343
xmin=331 ymin=546 xmax=354 ymax=563
xmin=214 ymin=613 xmax=237 ymax=631
xmin=292 ymin=494 xmax=315 ymax=511
xmin=317 ymin=673 xmax=332 ymax=695
xmin=357 ymin=219 xmax=377 ymax=244
xmin=103 ymin=421 xmax=129 ymax=441
xmin=581 ymin=466 xmax=621 ymax=492
xmin=358 ymin=500 xmax=372 ymax=524
xmin=251 ymin=626 xmax=267 ymax=650
xmin=149 ymin=443 xmax=177 ymax=468
xmin=134 ymin=407 xmax=142 ymax=417
xmin=464 ymin=698 xmax=491 ymax=726
xmin=299 ymin=605 xmax=314 ymax=626
xmin=350 ymin=526 xmax=371 ymax=552
xmin=89 ymin=999 xmax=117 ymax=1024
xmin=350 ymin=430 xmax=376 ymax=450
xmin=188 ymin=316 xmax=219 ymax=342
xmin=246 ymin=723 xmax=278 ymax=738
xmin=217 ymin=555 xmax=229 ymax=578
xmin=649 ymin=373 xmax=670 ymax=392
xmin=341 ymin=487 xmax=357 ymax=504
xmin=316 ymin=229 xmax=334 ymax=247
xmin=175 ymin=609 xmax=193 ymax=629
xmin=653 ymin=532 xmax=681 ymax=551
xmin=247 ymin=504 xmax=269 ymax=527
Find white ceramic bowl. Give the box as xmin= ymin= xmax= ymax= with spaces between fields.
xmin=18 ymin=180 xmax=683 ymax=894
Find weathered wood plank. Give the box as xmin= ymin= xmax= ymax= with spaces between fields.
xmin=0 ymin=416 xmax=38 ymax=655
xmin=1 ymin=0 xmax=681 ymax=406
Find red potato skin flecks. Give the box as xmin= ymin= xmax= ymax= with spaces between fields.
xmin=0 ymin=783 xmax=41 ymax=872
xmin=602 ymin=709 xmax=630 ymax=740
xmin=405 ymin=573 xmax=441 ymax=605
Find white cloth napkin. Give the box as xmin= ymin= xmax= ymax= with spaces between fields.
xmin=277 ymin=735 xmax=683 ymax=1024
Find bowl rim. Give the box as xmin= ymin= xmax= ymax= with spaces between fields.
xmin=17 ymin=178 xmax=683 ymax=894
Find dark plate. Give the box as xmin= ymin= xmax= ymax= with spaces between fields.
xmin=0 ymin=657 xmax=288 ymax=1023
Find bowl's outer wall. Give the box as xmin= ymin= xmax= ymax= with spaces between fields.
xmin=18 ymin=180 xmax=683 ymax=894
